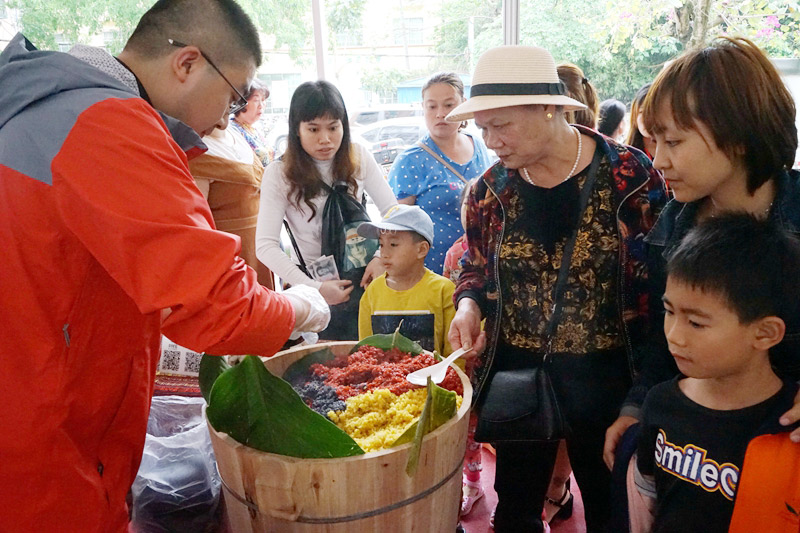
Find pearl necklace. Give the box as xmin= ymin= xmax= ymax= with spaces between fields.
xmin=521 ymin=126 xmax=582 ymax=186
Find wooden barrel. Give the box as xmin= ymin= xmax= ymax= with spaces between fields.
xmin=209 ymin=341 xmax=472 ymax=532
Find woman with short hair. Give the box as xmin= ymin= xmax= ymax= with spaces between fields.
xmin=604 ymin=36 xmax=800 ymax=472
xmin=230 ymin=79 xmax=273 ymax=166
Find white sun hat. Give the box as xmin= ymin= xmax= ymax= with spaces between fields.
xmin=446 ymin=45 xmax=587 ymax=122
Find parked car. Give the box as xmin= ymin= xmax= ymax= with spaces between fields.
xmin=349 ymin=105 xmax=423 ymax=128
xmin=355 ymin=117 xmax=427 ymax=148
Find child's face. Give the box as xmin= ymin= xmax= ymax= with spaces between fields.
xmin=649 ymin=103 xmax=746 ymax=204
xmin=378 ymin=231 xmax=426 ymax=279
xmin=662 ymin=277 xmax=766 ymax=380
xmin=298 ymin=114 xmax=344 ymax=161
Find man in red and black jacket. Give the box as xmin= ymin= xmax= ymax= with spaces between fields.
xmin=0 ymin=1 xmax=328 ymax=531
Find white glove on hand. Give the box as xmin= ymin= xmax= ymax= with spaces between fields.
xmin=282 ymin=284 xmax=330 ymax=339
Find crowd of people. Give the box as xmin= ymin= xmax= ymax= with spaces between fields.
xmin=3 ymin=0 xmax=800 ymax=532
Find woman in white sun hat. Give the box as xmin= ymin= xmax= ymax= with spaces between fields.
xmin=446 ymin=45 xmax=667 ymax=532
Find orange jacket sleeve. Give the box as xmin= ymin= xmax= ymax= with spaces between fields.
xmin=52 ymin=98 xmax=294 ymax=356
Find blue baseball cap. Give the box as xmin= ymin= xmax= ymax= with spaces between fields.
xmin=357 ymin=204 xmax=434 ymax=244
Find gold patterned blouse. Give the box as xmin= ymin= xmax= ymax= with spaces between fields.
xmin=498 ymin=161 xmax=623 ymax=354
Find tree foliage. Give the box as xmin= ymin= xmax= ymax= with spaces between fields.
xmin=519 ymin=0 xmax=676 ymax=103
xmin=360 ymin=66 xmax=408 ymax=96
xmin=8 ymin=0 xmax=311 ymax=57
xmin=432 ymin=0 xmax=800 ymax=105
xmin=432 ymin=0 xmax=502 ymax=72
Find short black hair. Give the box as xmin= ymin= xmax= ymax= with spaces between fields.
xmin=125 ymin=0 xmax=261 ymax=68
xmin=667 ymin=213 xmax=800 ymax=331
xmin=642 ymin=37 xmax=796 ymax=193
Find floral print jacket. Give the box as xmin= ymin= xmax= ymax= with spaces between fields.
xmin=454 ymin=126 xmax=667 ymax=402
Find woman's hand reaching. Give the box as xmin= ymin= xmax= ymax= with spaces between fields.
xmin=447 ymin=298 xmax=486 ymax=359
xmin=319 ymin=279 xmax=353 ymax=305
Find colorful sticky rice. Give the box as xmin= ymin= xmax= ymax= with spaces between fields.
xmin=328 ymin=389 xmax=463 ymax=452
xmin=292 ymin=344 xmax=463 ymax=452
xmin=311 ymin=345 xmax=463 ymax=398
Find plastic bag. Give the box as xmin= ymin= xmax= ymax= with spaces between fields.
xmin=130 ymin=396 xmax=220 ymax=533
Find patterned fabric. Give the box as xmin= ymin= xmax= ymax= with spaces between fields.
xmin=454 ymin=125 xmax=666 ymax=401
xmin=153 ymin=373 xmax=202 ymax=397
xmin=230 ymin=119 xmax=273 ymax=167
xmin=443 ymin=234 xmax=468 ymax=283
xmin=389 ymin=133 xmax=492 ymax=271
xmin=498 ymin=167 xmax=622 ymax=353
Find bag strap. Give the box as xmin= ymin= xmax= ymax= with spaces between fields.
xmin=415 ymin=141 xmax=469 ymax=186
xmin=544 ymin=148 xmax=602 ymax=357
xmin=283 ymin=219 xmax=311 ymax=277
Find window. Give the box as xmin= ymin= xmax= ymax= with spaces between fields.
xmin=381 ymin=125 xmax=424 ymax=145
xmin=336 ymin=29 xmax=363 ymax=47
xmin=55 ymin=33 xmax=71 ymax=53
xmin=393 ymin=17 xmax=423 ymax=46
xmin=102 ymin=30 xmax=117 ymax=51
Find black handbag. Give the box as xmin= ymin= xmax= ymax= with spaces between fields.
xmin=474 ymin=152 xmax=601 ymax=443
xmin=474 ymin=365 xmax=565 ymax=442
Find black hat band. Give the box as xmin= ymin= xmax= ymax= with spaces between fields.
xmin=470 ymin=82 xmax=566 ymax=97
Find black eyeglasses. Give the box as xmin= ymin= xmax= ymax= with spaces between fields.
xmin=168 ymin=39 xmax=249 ymax=115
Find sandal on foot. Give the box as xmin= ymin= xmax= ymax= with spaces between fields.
xmin=544 ymin=479 xmax=574 ymax=523
xmin=460 ymin=478 xmax=484 ymax=517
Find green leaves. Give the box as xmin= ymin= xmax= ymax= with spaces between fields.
xmin=282 ymin=346 xmax=336 ymax=385
xmin=206 ymin=355 xmax=364 ymax=458
xmin=392 ymin=378 xmax=458 ymax=476
xmin=352 ymin=330 xmax=424 ymax=356
xmin=198 ymin=354 xmax=230 ymax=403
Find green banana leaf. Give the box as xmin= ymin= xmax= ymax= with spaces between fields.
xmin=282 ymin=346 xmax=336 ymax=385
xmin=198 ymin=354 xmax=230 ymax=403
xmin=352 ymin=330 xmax=424 ymax=355
xmin=392 ymin=377 xmax=458 ymax=476
xmin=206 ymin=355 xmax=364 ymax=458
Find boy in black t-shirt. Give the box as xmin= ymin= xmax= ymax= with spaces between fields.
xmin=634 ymin=214 xmax=800 ymax=533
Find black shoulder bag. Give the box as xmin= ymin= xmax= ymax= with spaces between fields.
xmin=474 ymin=152 xmax=601 ymax=443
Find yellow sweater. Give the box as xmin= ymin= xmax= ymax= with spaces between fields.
xmin=358 ymin=269 xmax=455 ymax=355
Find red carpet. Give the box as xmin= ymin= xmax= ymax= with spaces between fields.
xmin=461 ymin=448 xmax=587 ymax=533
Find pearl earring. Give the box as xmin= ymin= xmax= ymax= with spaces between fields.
xmin=546 ymin=112 xmax=553 ymax=119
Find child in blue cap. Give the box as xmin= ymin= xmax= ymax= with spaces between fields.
xmin=357 ymin=204 xmax=455 ymax=355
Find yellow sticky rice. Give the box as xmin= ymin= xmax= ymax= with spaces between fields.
xmin=328 ymin=388 xmax=462 ymax=453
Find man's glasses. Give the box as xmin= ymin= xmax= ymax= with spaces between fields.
xmin=168 ymin=39 xmax=249 ymax=115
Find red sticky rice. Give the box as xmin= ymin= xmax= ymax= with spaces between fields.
xmin=310 ymin=345 xmax=464 ymax=399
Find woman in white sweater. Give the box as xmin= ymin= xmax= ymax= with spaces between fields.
xmin=256 ymin=81 xmax=396 ymax=339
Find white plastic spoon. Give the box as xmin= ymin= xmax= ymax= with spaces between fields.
xmin=406 ymin=348 xmax=468 ymax=386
